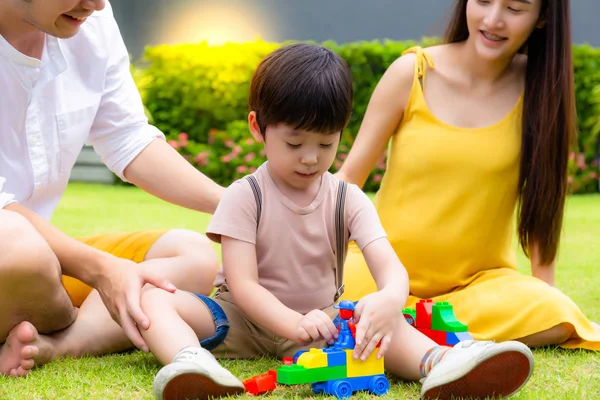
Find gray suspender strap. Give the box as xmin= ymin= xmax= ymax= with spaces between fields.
xmin=245 ymin=175 xmax=262 ymax=226
xmin=334 ymin=180 xmax=349 ymax=301
xmin=245 ymin=175 xmax=349 ymax=302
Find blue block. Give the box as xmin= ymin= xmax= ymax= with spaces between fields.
xmin=324 ymin=348 xmax=347 ymax=367
xmin=292 ymin=349 xmax=308 ymax=364
xmin=446 ymin=331 xmax=473 ymax=346
xmin=312 ymin=374 xmax=389 ymax=399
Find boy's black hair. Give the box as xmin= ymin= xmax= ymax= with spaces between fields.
xmin=249 ymin=43 xmax=353 ymax=136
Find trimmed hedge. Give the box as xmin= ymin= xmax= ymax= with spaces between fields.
xmin=136 ymin=39 xmax=600 ymax=194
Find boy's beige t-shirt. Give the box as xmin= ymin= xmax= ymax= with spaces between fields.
xmin=206 ymin=163 xmax=386 ymax=314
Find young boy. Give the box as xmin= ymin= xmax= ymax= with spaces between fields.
xmin=140 ymin=43 xmax=535 ymax=400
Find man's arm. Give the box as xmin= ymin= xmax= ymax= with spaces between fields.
xmin=123 ymin=139 xmax=224 ymax=214
xmin=4 ymin=202 xmax=175 ymax=351
xmin=221 ymin=236 xmax=305 ymax=342
xmin=530 ymin=241 xmax=555 ymax=286
xmin=87 ymin=8 xmax=223 ymax=214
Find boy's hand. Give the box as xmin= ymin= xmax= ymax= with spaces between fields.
xmin=294 ymin=309 xmax=339 ymax=346
xmin=352 ymin=290 xmax=405 ymax=361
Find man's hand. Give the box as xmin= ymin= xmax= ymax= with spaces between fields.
xmin=352 ymin=290 xmax=405 ymax=361
xmin=95 ymin=258 xmax=176 ymax=351
xmin=294 ymin=309 xmax=339 ymax=346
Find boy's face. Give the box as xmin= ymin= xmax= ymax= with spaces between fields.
xmin=249 ymin=113 xmax=340 ymax=191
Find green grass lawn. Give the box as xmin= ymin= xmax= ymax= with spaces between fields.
xmin=1 ymin=183 xmax=599 ymax=399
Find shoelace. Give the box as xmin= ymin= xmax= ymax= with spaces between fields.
xmin=458 ymin=340 xmax=493 ymax=349
xmin=174 ymin=348 xmax=203 ymax=363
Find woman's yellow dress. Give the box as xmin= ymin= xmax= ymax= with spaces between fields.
xmin=342 ymin=47 xmax=600 ymax=349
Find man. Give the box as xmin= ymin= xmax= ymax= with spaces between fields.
xmin=0 ymin=0 xmax=225 ymax=376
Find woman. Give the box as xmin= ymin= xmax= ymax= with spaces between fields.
xmin=339 ymin=0 xmax=600 ymax=349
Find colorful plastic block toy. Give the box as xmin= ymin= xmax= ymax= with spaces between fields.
xmin=275 ymin=300 xmax=390 ymax=399
xmin=403 ymin=299 xmax=473 ymax=346
xmin=243 ymin=370 xmax=277 ymax=395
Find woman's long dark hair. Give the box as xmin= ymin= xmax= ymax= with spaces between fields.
xmin=445 ymin=0 xmax=576 ymax=264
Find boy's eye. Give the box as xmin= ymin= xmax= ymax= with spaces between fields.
xmin=286 ymin=143 xmax=301 ymax=149
xmin=320 ymin=143 xmax=334 ymax=148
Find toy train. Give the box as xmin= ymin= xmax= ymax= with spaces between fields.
xmin=242 ymin=299 xmax=472 ymax=399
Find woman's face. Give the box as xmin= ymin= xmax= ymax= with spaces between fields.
xmin=466 ymin=0 xmax=544 ymax=61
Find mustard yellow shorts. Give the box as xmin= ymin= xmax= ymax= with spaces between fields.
xmin=61 ymin=230 xmax=167 ymax=307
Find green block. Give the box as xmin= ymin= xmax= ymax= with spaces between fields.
xmin=402 ymin=308 xmax=416 ymax=319
xmin=431 ymin=302 xmax=468 ymax=332
xmin=277 ymin=364 xmax=346 ymax=385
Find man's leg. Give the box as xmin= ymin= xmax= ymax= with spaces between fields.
xmin=4 ymin=229 xmax=219 ymax=375
xmin=0 ymin=210 xmax=78 ymax=375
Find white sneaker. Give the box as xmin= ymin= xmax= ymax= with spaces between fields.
xmin=153 ymin=346 xmax=245 ymax=400
xmin=421 ymin=340 xmax=534 ymax=399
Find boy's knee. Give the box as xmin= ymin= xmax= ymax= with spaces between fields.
xmin=0 ymin=210 xmax=60 ymax=283
xmin=140 ymin=287 xmax=175 ymax=314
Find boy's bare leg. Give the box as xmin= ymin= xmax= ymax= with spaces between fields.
xmin=0 ymin=210 xmax=78 ymax=376
xmin=0 ymin=228 xmax=219 ymax=376
xmin=139 ymin=288 xmax=216 ymax=364
xmin=384 ymin=319 xmax=438 ymax=380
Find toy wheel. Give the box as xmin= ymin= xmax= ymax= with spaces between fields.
xmin=403 ymin=313 xmax=416 ymax=327
xmin=331 ymin=380 xmax=353 ymax=399
xmin=369 ymin=376 xmax=390 ymax=396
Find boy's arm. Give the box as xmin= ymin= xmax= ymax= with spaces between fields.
xmin=346 ymin=186 xmax=409 ymax=303
xmin=221 ymin=235 xmax=304 ymax=341
xmin=361 ymin=237 xmax=409 ymax=303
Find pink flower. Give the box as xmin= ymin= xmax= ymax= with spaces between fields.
xmin=244 ymin=152 xmax=256 ymax=162
xmin=590 ymin=172 xmax=598 ymax=179
xmin=194 ymin=151 xmax=209 ymax=167
xmin=221 ymin=154 xmax=233 ymax=163
xmin=568 ymin=152 xmax=575 ymax=161
xmin=225 ymin=140 xmax=234 ymax=148
xmin=338 ymin=153 xmax=347 ymax=160
xmin=233 ymin=145 xmax=243 ymax=156
xmin=249 ymin=167 xmax=257 ymax=173
xmin=373 ymin=174 xmax=382 ymax=183
xmin=567 ymin=176 xmax=574 ymax=184
xmin=168 ymin=139 xmax=180 ymax=149
xmin=335 ymin=160 xmax=342 ymax=170
xmin=260 ymin=149 xmax=266 ymax=157
xmin=178 ymin=136 xmax=188 ymax=147
xmin=576 ymin=153 xmax=587 ymax=169
xmin=237 ymin=165 xmax=248 ymax=174
xmin=592 ymin=159 xmax=599 ymax=168
xmin=208 ymin=129 xmax=218 ymax=145
xmin=245 ymin=138 xmax=255 ymax=146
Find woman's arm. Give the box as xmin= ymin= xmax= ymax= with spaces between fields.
xmin=337 ymin=54 xmax=415 ymax=187
xmin=530 ymin=241 xmax=556 ymax=286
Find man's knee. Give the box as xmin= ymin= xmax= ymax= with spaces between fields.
xmin=146 ymin=229 xmax=220 ymax=290
xmin=0 ymin=210 xmax=60 ymax=282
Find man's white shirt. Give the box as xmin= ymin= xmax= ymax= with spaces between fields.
xmin=0 ymin=1 xmax=164 ymax=220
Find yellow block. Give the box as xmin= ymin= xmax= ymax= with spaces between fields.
xmin=345 ymin=350 xmax=385 ymax=378
xmin=297 ymin=348 xmax=328 ymax=369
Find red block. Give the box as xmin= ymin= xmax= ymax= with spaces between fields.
xmin=416 ymin=299 xmax=434 ymax=329
xmin=418 ymin=327 xmax=447 ymax=346
xmin=243 ymin=370 xmax=277 ymax=396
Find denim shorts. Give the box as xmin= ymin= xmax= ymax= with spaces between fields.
xmin=192 ymin=293 xmax=230 ymax=351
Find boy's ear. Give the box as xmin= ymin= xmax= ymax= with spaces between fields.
xmin=248 ymin=112 xmax=264 ymax=143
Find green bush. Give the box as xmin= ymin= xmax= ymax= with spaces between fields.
xmin=136 ymin=39 xmax=600 ymax=194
